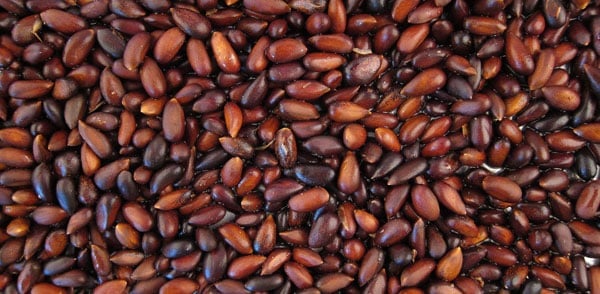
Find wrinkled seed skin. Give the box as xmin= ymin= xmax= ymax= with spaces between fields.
xmin=343 ymin=54 xmax=383 ymax=86
xmin=464 ymin=17 xmax=507 ymax=35
xmin=274 ymin=128 xmax=297 ymax=169
xmin=254 ymin=214 xmax=276 ymax=254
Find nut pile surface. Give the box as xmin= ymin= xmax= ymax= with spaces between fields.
xmin=1 ymin=0 xmax=600 ymax=293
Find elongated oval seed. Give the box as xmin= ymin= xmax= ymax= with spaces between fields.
xmin=63 ymin=29 xmax=95 ymax=67
xmin=411 ymin=184 xmax=440 ymax=221
xmin=316 ymin=273 xmax=354 ymax=293
xmin=227 ymin=255 xmax=266 ymax=279
xmin=274 ymin=128 xmax=297 ymax=169
xmin=8 ymin=80 xmax=54 ymax=99
xmin=99 ymin=67 xmax=124 ymax=106
xmin=308 ymin=212 xmax=339 ymax=248
xmin=170 ymin=7 xmax=211 ymax=40
xmin=400 ymin=258 xmax=436 ymax=287
xmin=506 ymin=33 xmax=535 ymax=75
xmin=78 ymin=121 xmax=112 ymax=159
xmin=432 ymin=181 xmax=467 ymax=215
xmin=541 ymin=86 xmax=581 ymax=111
xmin=243 ymin=0 xmax=290 ymax=15
xmin=575 ymin=181 xmax=600 ymax=219
xmin=338 ymin=151 xmax=361 ymax=194
xmin=328 ymin=101 xmax=370 ymax=122
xmin=218 ymin=223 xmax=253 ymax=254
xmin=154 ymin=27 xmax=185 ymax=64
xmin=401 ymin=68 xmax=447 ymax=96
xmin=285 ymin=80 xmax=330 ymax=100
xmin=436 ymin=247 xmax=463 ymax=281
xmin=187 ymin=38 xmax=212 ymax=77
xmin=464 ymin=17 xmax=507 ymax=35
xmin=288 ymin=187 xmax=330 ymax=212
xmin=211 ymin=31 xmax=240 ymax=74
xmin=140 ymin=57 xmax=166 ymax=98
xmin=482 ymin=175 xmax=523 ymax=203
xmin=40 ymin=9 xmax=87 ymax=34
xmin=374 ymin=218 xmax=412 ymax=247
xmin=266 ymin=38 xmax=308 ymax=63
xmin=123 ymin=32 xmax=151 ymax=71
xmin=573 ymin=123 xmax=600 ymax=143
xmin=528 ymin=49 xmax=555 ymax=90
xmin=162 ymin=99 xmax=185 ymax=142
